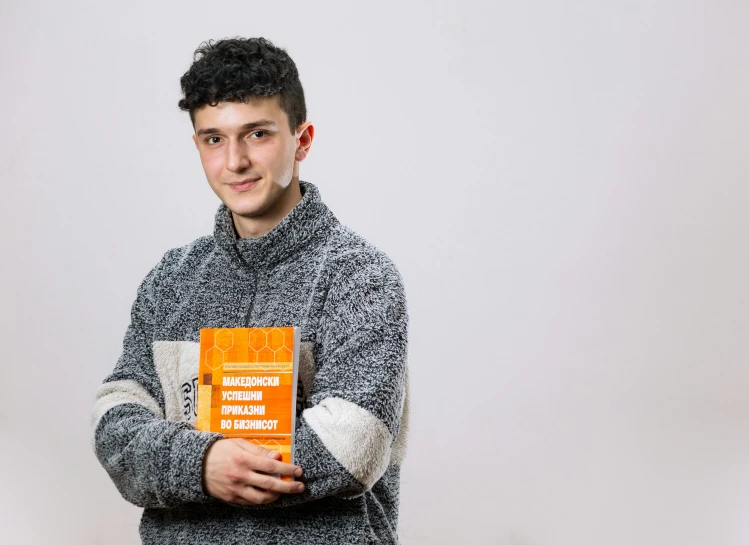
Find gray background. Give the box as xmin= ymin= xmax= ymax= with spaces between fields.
xmin=1 ymin=1 xmax=748 ymax=544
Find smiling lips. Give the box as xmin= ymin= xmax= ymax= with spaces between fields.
xmin=228 ymin=178 xmax=259 ymax=192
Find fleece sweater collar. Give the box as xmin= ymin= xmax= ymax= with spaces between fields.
xmin=213 ymin=180 xmax=337 ymax=269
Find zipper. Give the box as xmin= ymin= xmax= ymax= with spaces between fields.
xmin=244 ymin=267 xmax=259 ymax=327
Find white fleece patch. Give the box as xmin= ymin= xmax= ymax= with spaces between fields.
xmin=303 ymin=397 xmax=393 ymax=489
xmin=91 ymin=379 xmax=163 ymax=445
xmin=390 ymin=371 xmax=410 ymax=466
xmin=152 ymin=340 xmax=200 ymax=422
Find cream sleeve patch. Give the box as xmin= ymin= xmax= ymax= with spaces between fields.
xmin=303 ymin=397 xmax=393 ymax=489
xmin=152 ymin=340 xmax=200 ymax=422
xmin=390 ymin=370 xmax=410 ymax=466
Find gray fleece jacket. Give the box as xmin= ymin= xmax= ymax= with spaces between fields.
xmin=91 ymin=181 xmax=409 ymax=544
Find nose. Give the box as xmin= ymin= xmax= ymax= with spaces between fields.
xmin=226 ymin=139 xmax=250 ymax=172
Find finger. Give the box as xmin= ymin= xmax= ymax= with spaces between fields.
xmin=248 ymin=473 xmax=305 ymax=494
xmin=234 ymin=439 xmax=280 ymax=459
xmin=233 ymin=442 xmax=302 ymax=477
xmin=234 ymin=486 xmax=282 ymax=505
xmin=252 ymin=457 xmax=303 ymax=478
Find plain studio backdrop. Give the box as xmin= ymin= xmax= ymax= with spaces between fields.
xmin=1 ymin=1 xmax=747 ymax=544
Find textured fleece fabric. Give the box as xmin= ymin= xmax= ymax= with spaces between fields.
xmin=92 ymin=181 xmax=409 ymax=545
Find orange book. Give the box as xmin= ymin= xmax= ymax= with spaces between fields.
xmin=196 ymin=327 xmax=300 ymax=469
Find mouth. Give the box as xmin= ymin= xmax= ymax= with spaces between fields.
xmin=228 ymin=178 xmax=260 ymax=192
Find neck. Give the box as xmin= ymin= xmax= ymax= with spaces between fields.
xmin=232 ymin=176 xmax=303 ymax=239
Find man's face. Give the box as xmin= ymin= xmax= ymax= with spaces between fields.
xmin=192 ymin=96 xmax=305 ymax=223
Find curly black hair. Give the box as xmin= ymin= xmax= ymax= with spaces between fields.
xmin=178 ymin=37 xmax=306 ymax=132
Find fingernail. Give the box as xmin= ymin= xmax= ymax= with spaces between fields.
xmin=297 ymin=483 xmax=305 ymax=492
xmin=295 ymin=468 xmax=303 ymax=477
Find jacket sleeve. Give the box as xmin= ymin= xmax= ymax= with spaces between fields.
xmin=269 ymin=249 xmax=410 ymax=507
xmin=91 ymin=255 xmax=223 ymax=508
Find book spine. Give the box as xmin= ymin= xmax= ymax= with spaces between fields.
xmin=290 ymin=327 xmax=300 ymax=466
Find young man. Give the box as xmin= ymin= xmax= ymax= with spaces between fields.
xmin=91 ymin=37 xmax=409 ymax=544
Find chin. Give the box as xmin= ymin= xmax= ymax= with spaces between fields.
xmin=225 ymin=194 xmax=273 ymax=218
xmin=219 ymin=181 xmax=288 ymax=219
xmin=227 ymin=202 xmax=266 ymax=218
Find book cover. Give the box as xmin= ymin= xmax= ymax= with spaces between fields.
xmin=196 ymin=327 xmax=300 ymax=467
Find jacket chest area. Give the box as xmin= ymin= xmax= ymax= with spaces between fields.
xmin=155 ymin=271 xmax=316 ymax=342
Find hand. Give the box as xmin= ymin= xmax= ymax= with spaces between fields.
xmin=202 ymin=438 xmax=304 ymax=505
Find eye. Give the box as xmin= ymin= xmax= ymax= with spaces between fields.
xmin=205 ymin=136 xmax=221 ymax=145
xmin=250 ymin=130 xmax=267 ymax=139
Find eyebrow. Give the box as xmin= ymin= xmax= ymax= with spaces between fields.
xmin=196 ymin=120 xmax=279 ymax=137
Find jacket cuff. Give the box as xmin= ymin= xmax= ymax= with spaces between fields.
xmin=168 ymin=428 xmax=223 ymax=504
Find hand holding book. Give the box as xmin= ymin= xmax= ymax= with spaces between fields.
xmin=202 ymin=438 xmax=304 ymax=505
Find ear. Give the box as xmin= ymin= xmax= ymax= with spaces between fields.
xmin=192 ymin=133 xmax=199 ymax=149
xmin=294 ymin=122 xmax=314 ymax=162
